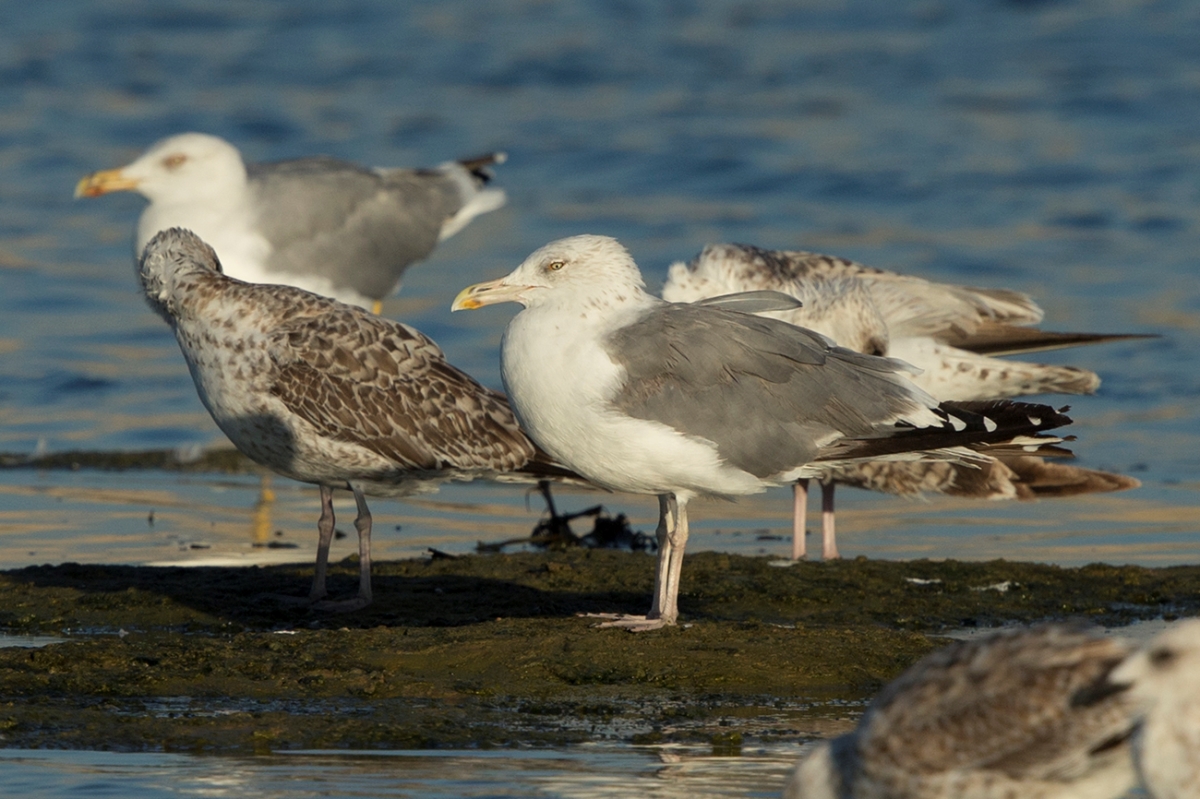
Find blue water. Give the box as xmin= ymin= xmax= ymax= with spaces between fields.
xmin=0 ymin=745 xmax=799 ymax=798
xmin=3 ymin=0 xmax=1195 ymax=567
xmin=0 ymin=0 xmax=1197 ymax=790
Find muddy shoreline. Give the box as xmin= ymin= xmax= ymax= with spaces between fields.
xmin=1 ymin=549 xmax=1196 ymax=753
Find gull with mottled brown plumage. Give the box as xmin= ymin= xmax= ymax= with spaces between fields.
xmin=784 ymin=624 xmax=1140 ymax=799
xmin=138 ymin=227 xmax=572 ymax=611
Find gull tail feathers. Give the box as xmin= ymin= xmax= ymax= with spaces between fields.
xmin=433 ymin=151 xmax=509 ymax=242
xmin=507 ymin=448 xmax=594 ymax=487
xmin=991 ymin=454 xmax=1141 ymax=500
xmin=892 ymin=341 xmax=1103 ymax=399
xmin=455 ymin=151 xmax=508 ymax=183
xmin=825 ymin=454 xmax=1140 ymax=502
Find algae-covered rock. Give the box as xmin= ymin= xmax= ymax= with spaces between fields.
xmin=0 ymin=552 xmax=1196 ymax=751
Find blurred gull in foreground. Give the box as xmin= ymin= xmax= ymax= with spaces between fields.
xmin=1110 ymin=618 xmax=1200 ymax=799
xmin=454 ymin=234 xmax=1072 ymax=630
xmin=664 ymin=243 xmax=1146 ymax=560
xmin=78 ymin=132 xmax=507 ymax=311
xmin=784 ymin=624 xmax=1139 ymax=799
xmin=137 ymin=228 xmax=574 ymax=611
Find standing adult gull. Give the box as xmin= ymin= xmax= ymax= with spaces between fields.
xmin=452 ymin=234 xmax=1071 ymax=630
xmin=78 ymin=132 xmax=507 ymax=311
xmin=664 ymin=243 xmax=1146 ymax=560
xmin=139 ymin=228 xmax=573 ymax=611
xmin=783 ymin=624 xmax=1139 ymax=799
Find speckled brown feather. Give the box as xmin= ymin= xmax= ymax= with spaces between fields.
xmin=857 ymin=625 xmax=1137 ymax=788
xmin=665 ymin=243 xmax=1044 ymax=339
xmin=139 ymin=227 xmax=551 ymax=492
xmin=267 ymin=309 xmax=534 ymax=473
xmin=820 ymin=454 xmax=1139 ymax=501
xmin=788 ymin=625 xmax=1140 ymax=799
xmin=137 ymin=227 xmax=583 ymax=610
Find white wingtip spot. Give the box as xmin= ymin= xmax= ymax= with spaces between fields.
xmin=984 ymin=416 xmax=998 ymax=433
xmin=1028 ymin=416 xmax=1042 ymax=426
xmin=948 ymin=415 xmax=966 ymax=432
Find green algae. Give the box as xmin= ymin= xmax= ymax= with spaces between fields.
xmin=0 ymin=550 xmax=1197 ymax=752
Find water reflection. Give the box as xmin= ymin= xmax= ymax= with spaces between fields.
xmin=0 ymin=633 xmax=65 ymax=648
xmin=0 ymin=744 xmax=802 ymax=798
xmin=0 ymin=461 xmax=1194 ymax=572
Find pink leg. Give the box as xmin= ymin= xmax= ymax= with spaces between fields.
xmin=821 ymin=481 xmax=840 ymax=560
xmin=311 ymin=485 xmax=374 ymax=612
xmin=792 ymin=479 xmax=809 ymax=560
xmin=593 ymin=493 xmax=686 ymax=631
xmin=648 ymin=494 xmax=687 ymax=624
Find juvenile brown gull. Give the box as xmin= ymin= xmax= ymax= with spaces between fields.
xmin=138 ymin=227 xmax=571 ymax=611
xmin=784 ymin=624 xmax=1139 ymax=799
xmin=664 ymin=243 xmax=1145 ymax=560
xmin=79 ymin=132 xmax=507 ymax=310
xmin=663 ymin=243 xmax=1144 ymax=396
xmin=452 ymin=234 xmax=1071 ymax=630
xmin=1110 ymin=618 xmax=1200 ymax=799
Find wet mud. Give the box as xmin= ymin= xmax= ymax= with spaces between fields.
xmin=1 ymin=548 xmax=1197 ymax=753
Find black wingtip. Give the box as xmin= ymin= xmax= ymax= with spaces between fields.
xmin=816 ymin=399 xmax=1074 ymax=463
xmin=457 ymin=151 xmax=508 ymax=182
xmin=941 ymin=399 xmax=1074 ymax=434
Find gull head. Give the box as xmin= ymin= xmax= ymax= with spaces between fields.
xmin=137 ymin=227 xmax=224 ymax=322
xmin=452 ymin=234 xmax=647 ymax=312
xmin=1110 ymin=618 xmax=1200 ymax=709
xmin=75 ymin=132 xmax=247 ymax=204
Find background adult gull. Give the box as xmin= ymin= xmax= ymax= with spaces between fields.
xmin=664 ymin=242 xmax=1145 ymax=560
xmin=139 ymin=228 xmax=574 ymax=611
xmin=78 ymin=132 xmax=507 ymax=311
xmin=452 ymin=234 xmax=1072 ymax=630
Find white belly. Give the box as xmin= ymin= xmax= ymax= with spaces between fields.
xmin=500 ymin=307 xmax=766 ymax=499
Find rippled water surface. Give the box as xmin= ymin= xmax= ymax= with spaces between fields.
xmin=2 ymin=0 xmax=1197 ymax=569
xmin=0 ymin=0 xmax=1197 ymax=791
xmin=0 ymin=745 xmax=800 ymax=798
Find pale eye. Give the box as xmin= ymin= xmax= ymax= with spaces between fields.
xmin=162 ymin=154 xmax=188 ymax=170
xmin=546 ymin=260 xmax=565 ymax=272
